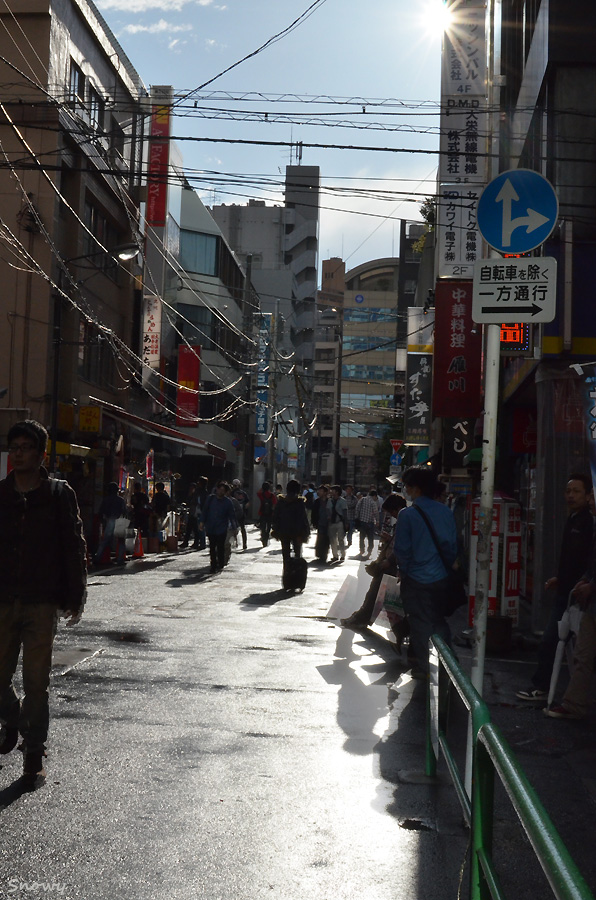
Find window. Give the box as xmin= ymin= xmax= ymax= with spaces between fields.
xmin=180 ymin=230 xmax=218 ymax=276
xmin=109 ymin=116 xmax=125 ymax=160
xmin=177 ymin=303 xmax=215 ymax=350
xmin=69 ymin=61 xmax=85 ymax=111
xmin=83 ymin=200 xmax=120 ymax=279
xmin=344 ymin=307 xmax=396 ymax=323
xmin=78 ymin=321 xmax=115 ymax=386
xmin=343 ymin=335 xmax=392 ymax=352
xmin=89 ymin=86 xmax=104 ymax=131
xmin=342 ymin=363 xmax=395 ymax=383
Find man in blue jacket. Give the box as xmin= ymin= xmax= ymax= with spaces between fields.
xmin=199 ymin=481 xmax=237 ymax=574
xmin=394 ymin=466 xmax=458 ymax=676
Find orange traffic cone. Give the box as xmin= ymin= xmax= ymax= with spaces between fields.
xmin=133 ymin=530 xmax=144 ymax=558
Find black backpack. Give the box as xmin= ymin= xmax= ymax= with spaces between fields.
xmin=304 ymin=490 xmax=314 ymax=510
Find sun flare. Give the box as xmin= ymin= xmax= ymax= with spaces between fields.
xmin=420 ymin=0 xmax=453 ymax=40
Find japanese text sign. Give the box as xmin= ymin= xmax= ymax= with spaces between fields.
xmin=433 ymin=281 xmax=482 ymax=418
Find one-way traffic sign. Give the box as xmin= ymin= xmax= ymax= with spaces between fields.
xmin=476 ymin=168 xmax=558 ymax=254
xmin=472 ymin=257 xmax=557 ymax=324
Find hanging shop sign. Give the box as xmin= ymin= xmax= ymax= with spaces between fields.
xmin=433 ymin=281 xmax=483 ymax=418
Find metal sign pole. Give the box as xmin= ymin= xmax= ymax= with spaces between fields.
xmin=471 ymin=321 xmax=501 ymax=694
xmin=463 ymin=321 xmax=501 ymax=800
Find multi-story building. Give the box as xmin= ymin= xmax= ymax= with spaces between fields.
xmin=0 ymin=0 xmax=146 ymax=531
xmin=210 ymin=165 xmax=320 ymax=481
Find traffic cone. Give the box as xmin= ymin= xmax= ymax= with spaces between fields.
xmin=132 ymin=529 xmax=144 ymax=558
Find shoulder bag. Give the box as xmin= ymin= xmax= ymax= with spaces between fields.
xmin=413 ymin=504 xmax=467 ymax=617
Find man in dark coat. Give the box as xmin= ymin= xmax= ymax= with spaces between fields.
xmin=517 ymin=473 xmax=593 ymax=701
xmin=272 ymin=479 xmax=310 ymax=565
xmin=0 ymin=420 xmax=87 ymax=783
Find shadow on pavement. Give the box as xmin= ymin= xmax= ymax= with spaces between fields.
xmin=0 ymin=775 xmax=36 ymax=810
xmin=240 ymin=589 xmax=288 ymax=608
xmin=165 ymin=567 xmax=216 ymax=587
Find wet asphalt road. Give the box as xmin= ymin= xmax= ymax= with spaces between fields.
xmin=0 ymin=527 xmax=468 ymax=900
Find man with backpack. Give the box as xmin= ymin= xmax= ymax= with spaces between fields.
xmin=0 ymin=420 xmax=87 ymax=784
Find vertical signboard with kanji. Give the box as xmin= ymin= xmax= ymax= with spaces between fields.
xmin=176 ymin=345 xmax=200 ymax=426
xmin=469 ymin=498 xmax=521 ymax=625
xmin=255 ymin=314 xmax=272 ymax=436
xmin=433 ymin=281 xmax=482 ymax=417
xmin=436 ymin=185 xmax=481 ymax=279
xmin=142 ymin=294 xmax=162 ymax=377
xmin=437 ymin=1 xmax=487 ymax=279
xmin=405 ymin=353 xmax=433 ymax=445
xmin=443 ymin=418 xmax=474 ymax=467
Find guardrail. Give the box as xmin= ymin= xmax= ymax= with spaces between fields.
xmin=426 ymin=635 xmax=595 ymax=900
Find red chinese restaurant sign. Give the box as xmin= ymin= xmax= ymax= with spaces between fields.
xmin=433 ymin=281 xmax=482 ymax=418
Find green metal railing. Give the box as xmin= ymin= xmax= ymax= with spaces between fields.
xmin=426 ymin=635 xmax=595 ymax=900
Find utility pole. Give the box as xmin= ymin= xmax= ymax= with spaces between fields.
xmin=240 ymin=253 xmax=254 ymax=489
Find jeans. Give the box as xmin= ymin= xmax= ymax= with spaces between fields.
xmin=94 ymin=517 xmax=125 ymax=564
xmin=0 ymin=600 xmax=58 ymax=751
xmin=359 ymin=523 xmax=375 ymax=556
xmin=182 ymin=515 xmax=200 ymax=547
xmin=208 ymin=533 xmax=226 ymax=570
xmin=328 ymin=523 xmax=346 ymax=560
xmin=400 ymin=575 xmax=452 ymax=674
xmin=260 ymin=517 xmax=272 ymax=546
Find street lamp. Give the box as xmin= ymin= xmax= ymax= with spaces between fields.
xmin=48 ymin=242 xmax=141 ymax=473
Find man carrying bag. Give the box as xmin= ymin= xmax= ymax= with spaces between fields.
xmin=394 ymin=466 xmax=458 ymax=677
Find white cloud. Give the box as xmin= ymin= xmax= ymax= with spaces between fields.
xmin=97 ymin=0 xmax=201 ymax=11
xmin=121 ymin=18 xmax=193 ymax=34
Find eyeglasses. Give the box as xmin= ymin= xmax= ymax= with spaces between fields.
xmin=8 ymin=443 xmax=37 ymax=454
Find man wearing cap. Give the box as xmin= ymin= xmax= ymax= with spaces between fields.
xmin=231 ymin=478 xmax=250 ymax=550
xmin=0 ymin=419 xmax=87 ymax=784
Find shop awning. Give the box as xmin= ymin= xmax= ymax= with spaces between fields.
xmin=47 ymin=441 xmax=90 ymax=457
xmin=89 ymin=397 xmax=226 ymax=463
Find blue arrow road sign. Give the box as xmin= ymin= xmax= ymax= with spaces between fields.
xmin=477 ymin=169 xmax=558 ymax=255
xmin=390 ymin=453 xmax=402 ymax=466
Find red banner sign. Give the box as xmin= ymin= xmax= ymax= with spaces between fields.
xmin=433 ymin=281 xmax=482 ymax=418
xmin=176 ymin=345 xmax=200 ymax=426
xmin=146 ymin=100 xmax=171 ymax=227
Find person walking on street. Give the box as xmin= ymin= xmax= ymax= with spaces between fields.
xmin=0 ymin=420 xmax=87 ymax=783
xmin=516 ymin=473 xmax=593 ymax=702
xmin=195 ymin=477 xmax=209 ymax=550
xmin=231 ymin=478 xmax=250 ymax=550
xmin=180 ymin=482 xmax=200 ymax=549
xmin=344 ymin=484 xmax=357 ymax=547
xmin=272 ymin=479 xmax=310 ymax=566
xmin=130 ymin=482 xmax=150 ymax=537
xmin=257 ymin=481 xmax=276 ymax=547
xmin=311 ymin=485 xmax=331 ymax=563
xmin=94 ymin=482 xmax=127 ymax=566
xmin=394 ymin=466 xmax=458 ymax=677
xmin=328 ymin=484 xmax=348 ymax=563
xmin=355 ymin=489 xmax=379 ymax=558
xmin=342 ymin=493 xmax=407 ymax=630
xmin=152 ymin=482 xmax=171 ymax=526
xmin=199 ymin=481 xmax=237 ymax=573
xmin=303 ymin=483 xmax=316 ymax=525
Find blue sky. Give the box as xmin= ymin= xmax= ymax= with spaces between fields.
xmin=95 ymin=0 xmax=445 ymax=273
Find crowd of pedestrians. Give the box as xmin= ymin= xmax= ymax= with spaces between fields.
xmin=3 ymin=414 xmax=595 ymax=791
